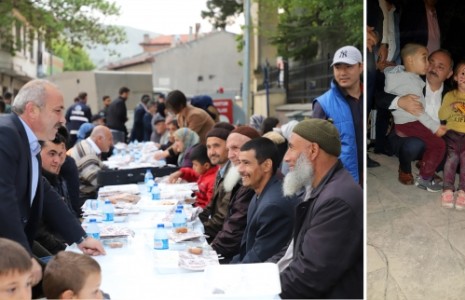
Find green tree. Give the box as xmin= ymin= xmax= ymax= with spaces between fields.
xmin=201 ymin=0 xmax=243 ymax=30
xmin=270 ymin=0 xmax=363 ymax=61
xmin=202 ymin=0 xmax=362 ymax=62
xmin=0 ymin=0 xmax=126 ymax=55
xmin=51 ymin=41 xmax=95 ymax=71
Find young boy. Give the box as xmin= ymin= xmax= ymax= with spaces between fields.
xmin=384 ymin=43 xmax=447 ymax=192
xmin=43 ymin=251 xmax=104 ymax=299
xmin=0 ymin=238 xmax=33 ymax=300
xmin=168 ymin=144 xmax=218 ymax=208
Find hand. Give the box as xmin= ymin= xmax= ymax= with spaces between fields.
xmin=31 ymin=258 xmax=42 ymax=286
xmin=153 ymin=150 xmax=167 ymax=161
xmin=435 ymin=125 xmax=448 ymax=137
xmin=168 ymin=171 xmax=182 ymax=183
xmin=376 ymin=60 xmax=396 ymax=72
xmin=77 ymin=237 xmax=106 ymax=256
xmin=377 ymin=44 xmax=388 ymax=64
xmin=367 ymin=27 xmax=378 ymax=52
xmin=398 ymin=94 xmax=424 ymax=116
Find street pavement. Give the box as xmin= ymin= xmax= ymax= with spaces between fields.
xmin=367 ymin=152 xmax=465 ymax=299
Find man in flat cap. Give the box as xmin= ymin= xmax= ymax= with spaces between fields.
xmin=279 ymin=118 xmax=363 ymax=299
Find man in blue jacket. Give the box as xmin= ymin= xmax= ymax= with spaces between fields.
xmin=313 ymin=45 xmax=367 ymax=185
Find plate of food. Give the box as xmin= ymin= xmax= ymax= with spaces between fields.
xmin=168 ymin=228 xmax=203 ymax=243
xmin=178 ymin=247 xmax=220 ymax=271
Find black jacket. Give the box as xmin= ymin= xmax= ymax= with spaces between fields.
xmin=280 ymin=161 xmax=363 ymax=299
xmin=0 ymin=114 xmax=85 ymax=254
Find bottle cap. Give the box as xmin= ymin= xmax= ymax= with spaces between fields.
xmin=89 ymin=218 xmax=97 ymax=223
xmin=157 ymin=224 xmax=165 ymax=228
xmin=175 ymin=209 xmax=182 ymax=213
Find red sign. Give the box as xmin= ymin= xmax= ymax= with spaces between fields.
xmin=213 ymin=99 xmax=233 ymax=123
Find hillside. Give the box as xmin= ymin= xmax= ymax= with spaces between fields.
xmin=86 ymin=26 xmax=159 ymax=69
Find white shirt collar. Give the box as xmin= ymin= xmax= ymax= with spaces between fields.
xmin=18 ymin=117 xmax=41 ymax=156
xmin=85 ymin=137 xmax=101 ymax=155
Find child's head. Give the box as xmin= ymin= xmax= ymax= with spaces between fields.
xmin=43 ymin=251 xmax=103 ymax=300
xmin=0 ymin=238 xmax=33 ymax=300
xmin=189 ymin=144 xmax=212 ymax=175
xmin=401 ymin=43 xmax=429 ymax=75
xmin=452 ymin=60 xmax=465 ymax=91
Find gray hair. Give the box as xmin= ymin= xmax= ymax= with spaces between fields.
xmin=12 ymin=79 xmax=58 ymax=114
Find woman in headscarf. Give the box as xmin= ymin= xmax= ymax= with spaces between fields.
xmin=173 ymin=127 xmax=200 ymax=168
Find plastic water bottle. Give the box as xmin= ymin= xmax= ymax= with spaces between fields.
xmin=151 ymin=183 xmax=161 ymax=200
xmin=153 ymin=224 xmax=169 ymax=250
xmin=86 ymin=219 xmax=100 ymax=240
xmin=144 ymin=169 xmax=154 ymax=184
xmin=102 ymin=199 xmax=114 ymax=222
xmin=176 ymin=205 xmax=187 ymax=222
xmin=172 ymin=209 xmax=187 ymax=228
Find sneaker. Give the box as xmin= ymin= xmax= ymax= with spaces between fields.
xmin=441 ymin=190 xmax=454 ymax=208
xmin=415 ymin=177 xmax=442 ymax=192
xmin=398 ymin=169 xmax=414 ymax=185
xmin=456 ymin=190 xmax=465 ymax=210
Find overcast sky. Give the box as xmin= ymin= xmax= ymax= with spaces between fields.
xmin=106 ymin=0 xmax=242 ymax=35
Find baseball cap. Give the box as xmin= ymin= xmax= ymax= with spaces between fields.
xmin=331 ymin=46 xmax=362 ymax=66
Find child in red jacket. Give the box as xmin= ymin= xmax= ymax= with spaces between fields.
xmin=168 ymin=144 xmax=218 ymax=208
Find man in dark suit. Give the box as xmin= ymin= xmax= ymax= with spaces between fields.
xmin=129 ymin=94 xmax=150 ymax=142
xmin=0 ymin=79 xmax=105 ymax=288
xmin=106 ymin=86 xmax=130 ymax=143
xmin=230 ymin=137 xmax=298 ymax=264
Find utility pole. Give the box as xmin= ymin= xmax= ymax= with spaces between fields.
xmin=241 ymin=0 xmax=251 ymax=120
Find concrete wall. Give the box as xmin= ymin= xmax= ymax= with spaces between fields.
xmin=48 ymin=71 xmax=153 ymax=113
xmin=113 ymin=63 xmax=152 ymax=73
xmin=152 ymin=31 xmax=242 ymax=97
xmin=252 ymin=89 xmax=286 ymax=118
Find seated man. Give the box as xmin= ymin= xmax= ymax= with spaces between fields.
xmin=199 ymin=127 xmax=234 ymax=242
xmin=376 ymin=48 xmax=453 ymax=184
xmin=279 ymin=119 xmax=363 ymax=299
xmin=36 ymin=133 xmax=78 ymax=255
xmin=68 ymin=125 xmax=113 ymax=203
xmin=210 ymin=126 xmax=260 ymax=263
xmin=231 ymin=137 xmax=298 ymax=264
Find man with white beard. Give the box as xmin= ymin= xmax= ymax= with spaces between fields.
xmin=210 ymin=126 xmax=260 ymax=263
xmin=279 ymin=119 xmax=363 ymax=299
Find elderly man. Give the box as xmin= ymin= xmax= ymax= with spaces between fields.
xmin=279 ymin=119 xmax=363 ymax=299
xmin=199 ymin=126 xmax=234 ymax=242
xmin=210 ymin=126 xmax=260 ymax=263
xmin=0 ymin=79 xmax=105 ymax=291
xmin=377 ymin=49 xmax=453 ymax=185
xmin=231 ymin=137 xmax=298 ymax=264
xmin=68 ymin=125 xmax=113 ymax=205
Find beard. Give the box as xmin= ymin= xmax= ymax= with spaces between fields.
xmin=283 ymin=153 xmax=313 ymax=197
xmin=223 ymin=164 xmax=242 ymax=192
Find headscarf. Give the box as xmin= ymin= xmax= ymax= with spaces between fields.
xmin=249 ymin=114 xmax=265 ymax=132
xmin=174 ymin=127 xmax=200 ymax=166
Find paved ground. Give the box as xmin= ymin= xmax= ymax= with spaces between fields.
xmin=367 ymin=152 xmax=465 ymax=299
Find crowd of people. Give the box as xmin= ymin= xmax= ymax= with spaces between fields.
xmin=368 ymin=0 xmax=465 ymax=209
xmin=0 ymin=41 xmax=364 ymax=299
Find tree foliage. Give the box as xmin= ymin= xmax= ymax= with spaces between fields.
xmin=201 ymin=0 xmax=362 ymax=62
xmin=51 ymin=41 xmax=95 ymax=71
xmin=0 ymin=0 xmax=126 ymax=55
xmin=269 ymin=0 xmax=363 ymax=61
xmin=201 ymin=0 xmax=243 ymax=30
